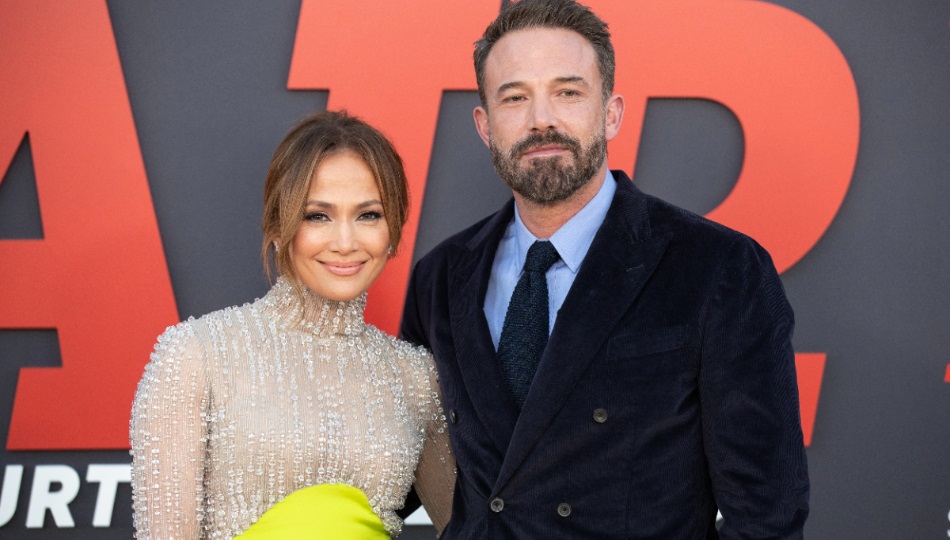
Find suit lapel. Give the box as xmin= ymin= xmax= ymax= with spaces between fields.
xmin=493 ymin=175 xmax=672 ymax=491
xmin=447 ymin=201 xmax=521 ymax=456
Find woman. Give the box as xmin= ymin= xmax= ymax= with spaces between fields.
xmin=130 ymin=110 xmax=454 ymax=538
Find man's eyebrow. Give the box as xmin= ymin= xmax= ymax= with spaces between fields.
xmin=495 ymin=80 xmax=527 ymax=96
xmin=495 ymin=76 xmax=590 ymax=97
xmin=554 ymin=76 xmax=588 ymax=86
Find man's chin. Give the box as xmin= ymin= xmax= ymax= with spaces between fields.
xmin=522 ymin=154 xmax=571 ymax=170
xmin=512 ymin=178 xmax=587 ymax=206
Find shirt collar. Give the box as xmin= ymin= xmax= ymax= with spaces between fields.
xmin=511 ymin=170 xmax=616 ymax=273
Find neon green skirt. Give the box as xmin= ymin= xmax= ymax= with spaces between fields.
xmin=236 ymin=483 xmax=389 ymax=539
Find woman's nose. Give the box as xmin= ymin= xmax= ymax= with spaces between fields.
xmin=331 ymin=222 xmax=358 ymax=253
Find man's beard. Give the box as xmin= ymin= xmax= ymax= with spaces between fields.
xmin=489 ymin=128 xmax=606 ymax=205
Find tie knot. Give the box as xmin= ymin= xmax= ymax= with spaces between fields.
xmin=523 ymin=241 xmax=560 ymax=273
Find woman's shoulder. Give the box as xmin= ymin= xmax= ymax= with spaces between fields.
xmin=364 ymin=325 xmax=435 ymax=370
xmin=153 ymin=305 xmax=225 ymax=346
xmin=150 ymin=298 xmax=261 ymax=365
xmin=139 ymin=317 xmax=211 ymax=393
xmin=364 ymin=329 xmax=443 ymax=422
xmin=150 ymin=317 xmax=203 ymax=362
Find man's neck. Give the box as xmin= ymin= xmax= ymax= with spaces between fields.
xmin=513 ymin=164 xmax=609 ymax=239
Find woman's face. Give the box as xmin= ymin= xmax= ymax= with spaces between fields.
xmin=290 ymin=151 xmax=390 ymax=302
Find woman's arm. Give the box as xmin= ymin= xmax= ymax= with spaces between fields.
xmin=130 ymin=322 xmax=210 ymax=539
xmin=412 ymin=356 xmax=456 ymax=536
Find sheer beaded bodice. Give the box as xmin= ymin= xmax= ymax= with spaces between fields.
xmin=130 ymin=279 xmax=454 ymax=538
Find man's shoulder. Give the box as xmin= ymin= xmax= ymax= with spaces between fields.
xmin=414 ymin=203 xmax=511 ymax=270
xmin=647 ymin=194 xmax=739 ymax=240
xmin=634 ymin=188 xmax=777 ymax=273
xmin=612 ymin=173 xmax=749 ymax=249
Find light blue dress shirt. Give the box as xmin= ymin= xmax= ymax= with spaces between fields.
xmin=484 ymin=171 xmax=617 ymax=350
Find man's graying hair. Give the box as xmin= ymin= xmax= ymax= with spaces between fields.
xmin=474 ymin=0 xmax=616 ymax=106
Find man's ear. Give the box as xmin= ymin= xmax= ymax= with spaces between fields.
xmin=605 ymin=93 xmax=625 ymax=142
xmin=473 ymin=105 xmax=491 ymax=148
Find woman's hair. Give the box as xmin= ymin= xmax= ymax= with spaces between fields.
xmin=261 ymin=110 xmax=409 ymax=283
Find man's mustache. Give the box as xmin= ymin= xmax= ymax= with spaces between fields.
xmin=510 ymin=131 xmax=581 ymax=158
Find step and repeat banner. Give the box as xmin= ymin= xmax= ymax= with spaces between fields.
xmin=1 ymin=1 xmax=948 ymax=538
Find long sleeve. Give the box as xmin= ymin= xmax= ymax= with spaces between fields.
xmin=130 ymin=322 xmax=210 ymax=540
xmin=130 ymin=281 xmax=453 ymax=537
xmin=700 ymin=236 xmax=809 ymax=539
xmin=412 ymin=361 xmax=456 ymax=535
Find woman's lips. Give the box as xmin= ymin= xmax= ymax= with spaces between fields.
xmin=321 ymin=261 xmax=365 ymax=276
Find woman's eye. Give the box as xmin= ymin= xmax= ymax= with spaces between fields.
xmin=358 ymin=211 xmax=384 ymax=222
xmin=304 ymin=212 xmax=329 ymax=222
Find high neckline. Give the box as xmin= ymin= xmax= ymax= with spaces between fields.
xmin=263 ymin=277 xmax=367 ymax=336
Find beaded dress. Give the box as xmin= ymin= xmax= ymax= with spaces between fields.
xmin=130 ymin=278 xmax=455 ymax=538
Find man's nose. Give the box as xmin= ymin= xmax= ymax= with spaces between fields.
xmin=528 ymin=97 xmax=558 ymax=131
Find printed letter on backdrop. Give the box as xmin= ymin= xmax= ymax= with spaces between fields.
xmin=596 ymin=0 xmax=859 ymax=272
xmin=0 ymin=2 xmax=179 ymax=449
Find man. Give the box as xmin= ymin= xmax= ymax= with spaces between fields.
xmin=401 ymin=0 xmax=809 ymax=537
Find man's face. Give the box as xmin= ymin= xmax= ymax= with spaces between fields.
xmin=474 ymin=27 xmax=623 ymax=205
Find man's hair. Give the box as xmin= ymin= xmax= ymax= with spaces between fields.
xmin=474 ymin=0 xmax=615 ymax=105
xmin=261 ymin=110 xmax=409 ymax=285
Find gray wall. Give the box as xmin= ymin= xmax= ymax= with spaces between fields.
xmin=1 ymin=1 xmax=948 ymax=537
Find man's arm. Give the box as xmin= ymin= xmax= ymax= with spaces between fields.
xmin=699 ymin=235 xmax=809 ymax=539
xmin=399 ymin=259 xmax=432 ymax=349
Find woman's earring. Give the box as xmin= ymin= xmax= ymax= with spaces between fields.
xmin=387 ymin=246 xmax=393 ymax=256
xmin=273 ymin=241 xmax=280 ymax=254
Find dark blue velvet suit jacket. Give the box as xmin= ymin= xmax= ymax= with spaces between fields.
xmin=400 ymin=172 xmax=809 ymax=539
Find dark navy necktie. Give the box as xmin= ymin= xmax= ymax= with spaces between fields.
xmin=497 ymin=240 xmax=560 ymax=409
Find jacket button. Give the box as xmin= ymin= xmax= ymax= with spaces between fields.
xmin=449 ymin=409 xmax=457 ymax=424
xmin=490 ymin=497 xmax=504 ymax=512
xmin=557 ymin=503 xmax=572 ymax=517
xmin=593 ymin=408 xmax=608 ymax=423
